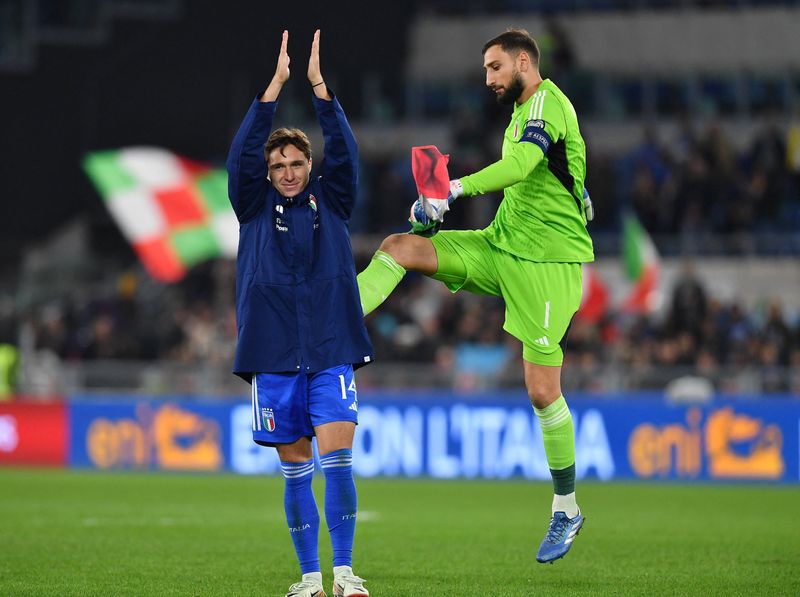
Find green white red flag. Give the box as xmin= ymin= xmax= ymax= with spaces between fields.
xmin=622 ymin=213 xmax=661 ymax=313
xmin=576 ymin=264 xmax=609 ymax=323
xmin=83 ymin=148 xmax=237 ymax=282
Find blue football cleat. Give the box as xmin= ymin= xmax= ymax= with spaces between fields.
xmin=536 ymin=510 xmax=585 ymax=563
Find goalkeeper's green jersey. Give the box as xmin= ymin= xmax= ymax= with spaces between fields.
xmin=460 ymin=78 xmax=594 ymax=263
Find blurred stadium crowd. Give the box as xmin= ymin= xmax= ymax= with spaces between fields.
xmin=611 ymin=115 xmax=800 ymax=242
xmin=7 ymin=252 xmax=799 ymax=395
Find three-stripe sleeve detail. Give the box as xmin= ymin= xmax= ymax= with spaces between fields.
xmin=528 ymin=90 xmax=547 ymax=121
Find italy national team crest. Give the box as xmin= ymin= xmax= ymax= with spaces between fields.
xmin=308 ymin=194 xmax=317 ymax=211
xmin=261 ymin=407 xmax=276 ymax=432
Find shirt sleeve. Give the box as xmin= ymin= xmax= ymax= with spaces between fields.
xmin=226 ymin=98 xmax=277 ymax=223
xmin=460 ymin=89 xmax=566 ymax=197
xmin=315 ymin=91 xmax=359 ymax=220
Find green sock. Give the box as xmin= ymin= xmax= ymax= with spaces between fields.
xmin=356 ymin=250 xmax=406 ymax=315
xmin=534 ymin=395 xmax=576 ymax=495
xmin=550 ymin=465 xmax=576 ymax=496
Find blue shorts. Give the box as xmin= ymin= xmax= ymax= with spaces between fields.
xmin=250 ymin=364 xmax=359 ymax=446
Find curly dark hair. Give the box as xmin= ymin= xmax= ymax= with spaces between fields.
xmin=482 ymin=28 xmax=540 ymax=65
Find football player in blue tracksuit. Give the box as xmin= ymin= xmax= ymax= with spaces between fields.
xmin=226 ymin=30 xmax=372 ymax=597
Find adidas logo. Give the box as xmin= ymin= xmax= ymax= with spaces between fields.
xmin=349 ymin=402 xmax=358 ymax=412
xmin=533 ymin=335 xmax=550 ymax=347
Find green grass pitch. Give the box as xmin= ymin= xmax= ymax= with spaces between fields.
xmin=1 ymin=469 xmax=798 ymax=596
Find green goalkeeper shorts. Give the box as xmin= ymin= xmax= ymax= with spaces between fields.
xmin=430 ymin=229 xmax=583 ymax=366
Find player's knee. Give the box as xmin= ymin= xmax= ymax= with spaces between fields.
xmin=378 ymin=233 xmax=408 ymax=257
xmin=275 ymin=439 xmax=313 ymax=462
xmin=379 ymin=234 xmax=422 ymax=270
xmin=526 ymin=382 xmax=561 ymax=409
xmin=378 ymin=233 xmax=438 ymax=273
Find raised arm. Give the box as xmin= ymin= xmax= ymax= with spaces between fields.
xmin=262 ymin=30 xmax=290 ymax=102
xmin=459 ymin=142 xmax=543 ymax=196
xmin=307 ymin=30 xmax=358 ymax=219
xmin=226 ymin=31 xmax=289 ymax=222
xmin=307 ymin=29 xmax=330 ymax=101
xmin=459 ymin=91 xmax=567 ymax=197
xmin=414 ymin=134 xmax=546 ymax=226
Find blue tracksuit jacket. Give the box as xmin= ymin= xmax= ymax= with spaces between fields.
xmin=226 ymin=93 xmax=374 ymax=381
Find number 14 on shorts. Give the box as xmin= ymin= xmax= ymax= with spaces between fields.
xmin=339 ymin=374 xmax=359 ymax=412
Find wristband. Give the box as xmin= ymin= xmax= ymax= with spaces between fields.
xmin=311 ymin=81 xmax=325 ymax=88
xmin=449 ymin=179 xmax=464 ymax=200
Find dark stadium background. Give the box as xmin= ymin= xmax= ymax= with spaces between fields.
xmin=0 ymin=0 xmax=414 ymax=273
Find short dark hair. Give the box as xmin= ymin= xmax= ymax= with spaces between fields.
xmin=482 ymin=28 xmax=540 ymax=64
xmin=264 ymin=128 xmax=312 ymax=162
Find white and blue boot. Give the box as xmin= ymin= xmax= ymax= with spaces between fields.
xmin=536 ymin=510 xmax=585 ymax=564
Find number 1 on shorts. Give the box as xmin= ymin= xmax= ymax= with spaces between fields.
xmin=544 ymin=300 xmax=551 ymax=329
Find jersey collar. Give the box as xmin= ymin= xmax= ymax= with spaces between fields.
xmin=515 ymin=78 xmax=550 ymax=115
xmin=280 ymin=185 xmax=311 ymax=207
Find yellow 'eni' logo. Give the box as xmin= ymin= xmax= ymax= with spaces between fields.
xmin=87 ymin=404 xmax=222 ymax=471
xmin=705 ymin=407 xmax=783 ymax=479
xmin=628 ymin=407 xmax=784 ymax=480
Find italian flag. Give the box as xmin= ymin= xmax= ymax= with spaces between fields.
xmin=622 ymin=213 xmax=661 ymax=312
xmin=83 ymin=148 xmax=238 ymax=282
xmin=576 ymin=264 xmax=609 ymax=323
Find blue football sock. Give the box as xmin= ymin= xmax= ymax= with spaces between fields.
xmin=320 ymin=449 xmax=357 ymax=567
xmin=281 ymin=459 xmax=320 ymax=574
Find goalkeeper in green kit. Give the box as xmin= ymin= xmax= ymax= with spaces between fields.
xmin=357 ymin=28 xmax=594 ymax=564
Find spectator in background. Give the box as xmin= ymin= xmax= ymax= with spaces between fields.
xmin=669 ymin=261 xmax=707 ymax=338
xmin=761 ymin=300 xmax=792 ymax=365
xmin=751 ymin=120 xmax=787 ymax=224
xmin=539 ymin=18 xmax=575 ymax=80
xmin=788 ymin=111 xmax=800 ymax=195
xmin=0 ymin=298 xmax=19 ymax=400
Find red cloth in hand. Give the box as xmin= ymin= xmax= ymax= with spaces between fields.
xmin=411 ymin=145 xmax=450 ymax=201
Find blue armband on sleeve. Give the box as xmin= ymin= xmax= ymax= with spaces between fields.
xmin=519 ymin=119 xmax=552 ymax=154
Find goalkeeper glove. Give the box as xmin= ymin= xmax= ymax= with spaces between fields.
xmin=583 ymin=187 xmax=595 ymax=222
xmin=409 ymin=198 xmax=441 ymax=236
xmin=420 ymin=179 xmax=463 ymax=222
